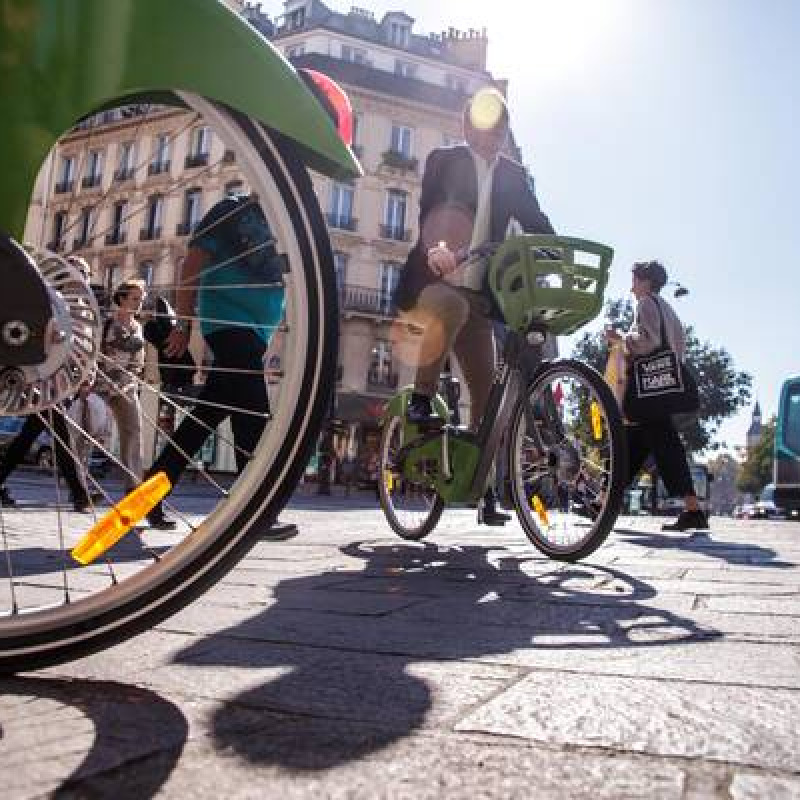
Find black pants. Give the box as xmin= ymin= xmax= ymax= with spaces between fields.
xmin=0 ymin=408 xmax=87 ymax=503
xmin=626 ymin=419 xmax=694 ymax=497
xmin=149 ymin=328 xmax=268 ymax=489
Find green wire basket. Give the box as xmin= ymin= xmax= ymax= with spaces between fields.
xmin=487 ymin=234 xmax=614 ymax=336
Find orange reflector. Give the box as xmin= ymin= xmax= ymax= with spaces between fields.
xmin=531 ymin=494 xmax=550 ymax=526
xmin=590 ymin=400 xmax=603 ymax=441
xmin=71 ymin=473 xmax=172 ymax=565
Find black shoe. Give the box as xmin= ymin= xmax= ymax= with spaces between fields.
xmin=0 ymin=485 xmax=15 ymax=507
xmin=259 ymin=518 xmax=299 ymax=541
xmin=479 ymin=489 xmax=512 ymax=526
xmin=406 ymin=394 xmax=442 ymax=428
xmin=147 ymin=511 xmax=177 ymax=530
xmin=662 ymin=510 xmax=709 ymax=532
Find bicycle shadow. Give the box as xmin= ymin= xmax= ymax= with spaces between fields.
xmin=613 ymin=526 xmax=793 ymax=568
xmin=172 ymin=540 xmax=719 ymax=771
xmin=0 ymin=676 xmax=188 ymax=798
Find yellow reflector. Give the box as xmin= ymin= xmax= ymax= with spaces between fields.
xmin=71 ymin=472 xmax=172 ymax=565
xmin=590 ymin=400 xmax=604 ymax=441
xmin=531 ymin=494 xmax=550 ymax=526
xmin=384 ymin=470 xmax=394 ymax=492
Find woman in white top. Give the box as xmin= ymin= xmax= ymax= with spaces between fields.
xmin=605 ymin=261 xmax=709 ymax=532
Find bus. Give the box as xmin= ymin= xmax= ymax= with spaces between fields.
xmin=775 ymin=376 xmax=800 ymax=517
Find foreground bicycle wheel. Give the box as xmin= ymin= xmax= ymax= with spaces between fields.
xmin=378 ymin=414 xmax=444 ymax=540
xmin=0 ymin=94 xmax=337 ymax=673
xmin=507 ymin=359 xmax=627 ymax=561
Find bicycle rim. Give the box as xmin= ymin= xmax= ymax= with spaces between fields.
xmin=0 ymin=93 xmax=336 ymax=672
xmin=378 ymin=415 xmax=444 ymax=540
xmin=508 ymin=359 xmax=626 ymax=561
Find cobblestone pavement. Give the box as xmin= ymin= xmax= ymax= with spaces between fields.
xmin=2 ymin=484 xmax=800 ymax=799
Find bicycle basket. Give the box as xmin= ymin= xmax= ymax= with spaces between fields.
xmin=487 ymin=235 xmax=613 ymax=336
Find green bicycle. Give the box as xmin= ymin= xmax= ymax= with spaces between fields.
xmin=378 ymin=235 xmax=628 ymax=561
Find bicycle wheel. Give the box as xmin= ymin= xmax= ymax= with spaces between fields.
xmin=507 ymin=359 xmax=627 ymax=561
xmin=378 ymin=414 xmax=444 ymax=540
xmin=0 ymin=93 xmax=337 ymax=673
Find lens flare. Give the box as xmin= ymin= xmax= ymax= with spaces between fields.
xmin=468 ymin=88 xmax=506 ymax=131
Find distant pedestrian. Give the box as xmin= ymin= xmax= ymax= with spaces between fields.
xmin=141 ymin=293 xmax=196 ymax=393
xmin=605 ymin=260 xmax=708 ymax=532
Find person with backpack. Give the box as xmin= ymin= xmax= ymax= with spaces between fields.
xmin=143 ymin=193 xmax=296 ymax=539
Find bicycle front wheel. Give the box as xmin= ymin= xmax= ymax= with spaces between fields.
xmin=507 ymin=359 xmax=627 ymax=561
xmin=378 ymin=414 xmax=444 ymax=540
xmin=0 ymin=94 xmax=336 ymax=672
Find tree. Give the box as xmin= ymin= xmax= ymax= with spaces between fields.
xmin=736 ymin=416 xmax=776 ymax=496
xmin=571 ymin=297 xmax=752 ymax=454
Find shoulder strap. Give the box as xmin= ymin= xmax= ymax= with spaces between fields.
xmin=650 ymin=296 xmax=670 ymax=350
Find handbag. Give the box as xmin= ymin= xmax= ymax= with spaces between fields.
xmin=623 ymin=297 xmax=699 ymax=423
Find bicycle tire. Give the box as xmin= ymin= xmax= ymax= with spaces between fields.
xmin=378 ymin=413 xmax=444 ymax=540
xmin=507 ymin=359 xmax=627 ymax=561
xmin=0 ymin=93 xmax=337 ymax=673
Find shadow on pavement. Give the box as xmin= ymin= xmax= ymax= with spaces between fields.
xmin=172 ymin=540 xmax=720 ymax=771
xmin=0 ymin=676 xmax=188 ymax=798
xmin=614 ymin=527 xmax=794 ymax=567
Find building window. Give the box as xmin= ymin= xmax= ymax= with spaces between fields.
xmin=75 ymin=207 xmax=92 ymax=248
xmin=107 ymin=263 xmax=123 ymax=294
xmin=327 ymin=182 xmax=355 ymax=230
xmin=382 ymin=189 xmax=408 ymax=241
xmin=446 ymin=74 xmax=468 ymax=94
xmin=379 ymin=261 xmax=400 ymax=313
xmin=50 ymin=210 xmax=67 ymax=250
xmin=115 ymin=141 xmax=136 ymax=182
xmin=55 ymin=156 xmax=75 ymax=193
xmin=341 ymin=44 xmax=368 ymax=64
xmin=369 ymin=339 xmax=395 ymax=388
xmin=186 ymin=127 xmax=211 ymax=168
xmin=150 ymin=133 xmax=171 ymax=174
xmin=142 ymin=195 xmax=163 ymax=240
xmin=388 ymin=21 xmax=410 ymax=48
xmin=178 ymin=188 xmax=202 ymax=235
xmin=394 ymin=60 xmax=417 ymax=78
xmin=83 ymin=149 xmax=103 ymax=188
xmin=138 ymin=260 xmax=154 ymax=286
xmin=107 ymin=200 xmax=127 ymax=245
xmin=285 ymin=7 xmax=305 ymax=31
xmin=225 ymin=180 xmax=244 ymax=196
xmin=333 ymin=251 xmax=348 ymax=290
xmin=390 ymin=124 xmax=412 ymax=158
xmin=351 ymin=113 xmax=364 ymax=158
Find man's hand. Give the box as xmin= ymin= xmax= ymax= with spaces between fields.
xmin=164 ymin=326 xmax=191 ymax=358
xmin=427 ymin=242 xmax=457 ymax=277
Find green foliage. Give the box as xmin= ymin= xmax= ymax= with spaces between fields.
xmin=571 ymin=296 xmax=752 ymax=454
xmin=736 ymin=416 xmax=776 ymax=495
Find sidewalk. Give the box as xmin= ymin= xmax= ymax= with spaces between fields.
xmin=2 ymin=509 xmax=800 ymax=798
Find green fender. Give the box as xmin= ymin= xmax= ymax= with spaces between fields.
xmin=0 ymin=0 xmax=362 ymax=237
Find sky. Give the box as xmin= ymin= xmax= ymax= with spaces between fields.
xmin=261 ymin=0 xmax=800 ymax=455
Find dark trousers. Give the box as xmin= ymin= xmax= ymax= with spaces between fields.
xmin=149 ymin=328 xmax=268 ymax=489
xmin=626 ymin=419 xmax=694 ymax=497
xmin=0 ymin=408 xmax=87 ymax=503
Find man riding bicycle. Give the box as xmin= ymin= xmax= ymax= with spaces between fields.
xmin=393 ymin=88 xmax=554 ymax=525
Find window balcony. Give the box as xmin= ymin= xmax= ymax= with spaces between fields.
xmin=381 ymin=150 xmax=418 ymax=173
xmin=326 ymin=213 xmax=358 ymax=232
xmin=82 ymin=175 xmax=102 ymax=189
xmin=380 ymin=224 xmax=411 ymax=242
xmin=185 ymin=152 xmax=209 ymax=169
xmin=114 ymin=167 xmax=135 ymax=183
xmin=175 ymin=221 xmax=194 ymax=236
xmin=367 ymin=368 xmax=399 ymax=391
xmin=105 ymin=231 xmax=126 ymax=246
xmin=148 ymin=161 xmax=171 ymax=176
xmin=54 ymin=180 xmax=74 ymax=194
xmin=339 ymin=284 xmax=395 ymax=317
xmin=139 ymin=227 xmax=162 ymax=241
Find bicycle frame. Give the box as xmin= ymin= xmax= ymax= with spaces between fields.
xmin=0 ymin=0 xmax=361 ymax=237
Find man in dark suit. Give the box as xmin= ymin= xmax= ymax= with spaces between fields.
xmin=393 ymin=88 xmax=554 ymax=525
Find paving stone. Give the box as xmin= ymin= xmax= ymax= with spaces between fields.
xmin=730 ymin=773 xmax=800 ymax=799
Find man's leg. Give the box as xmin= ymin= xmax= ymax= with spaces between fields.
xmin=0 ymin=415 xmax=44 ymax=504
xmin=111 ymin=391 xmax=143 ymax=492
xmin=50 ymin=409 xmax=89 ymax=508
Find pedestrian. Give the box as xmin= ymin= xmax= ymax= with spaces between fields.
xmin=143 ymin=193 xmax=296 ymax=539
xmin=605 ymin=260 xmax=709 ymax=531
xmin=96 ymin=279 xmax=146 ymax=493
xmin=141 ymin=292 xmax=197 ymax=394
xmin=341 ymin=452 xmax=357 ymax=497
xmin=392 ymin=87 xmax=554 ymax=525
xmin=68 ymin=384 xmax=111 ymax=499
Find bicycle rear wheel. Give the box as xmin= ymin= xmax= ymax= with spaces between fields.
xmin=0 ymin=93 xmax=336 ymax=672
xmin=507 ymin=359 xmax=626 ymax=561
xmin=378 ymin=414 xmax=444 ymax=540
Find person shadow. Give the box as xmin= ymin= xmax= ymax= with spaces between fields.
xmin=172 ymin=540 xmax=719 ymax=771
xmin=0 ymin=676 xmax=188 ymax=798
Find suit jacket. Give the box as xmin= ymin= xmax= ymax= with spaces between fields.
xmin=393 ymin=144 xmax=554 ymax=310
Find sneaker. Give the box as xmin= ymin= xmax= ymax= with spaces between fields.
xmin=478 ymin=489 xmax=511 ymax=527
xmin=662 ymin=510 xmax=709 ymax=532
xmin=0 ymin=485 xmax=16 ymax=507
